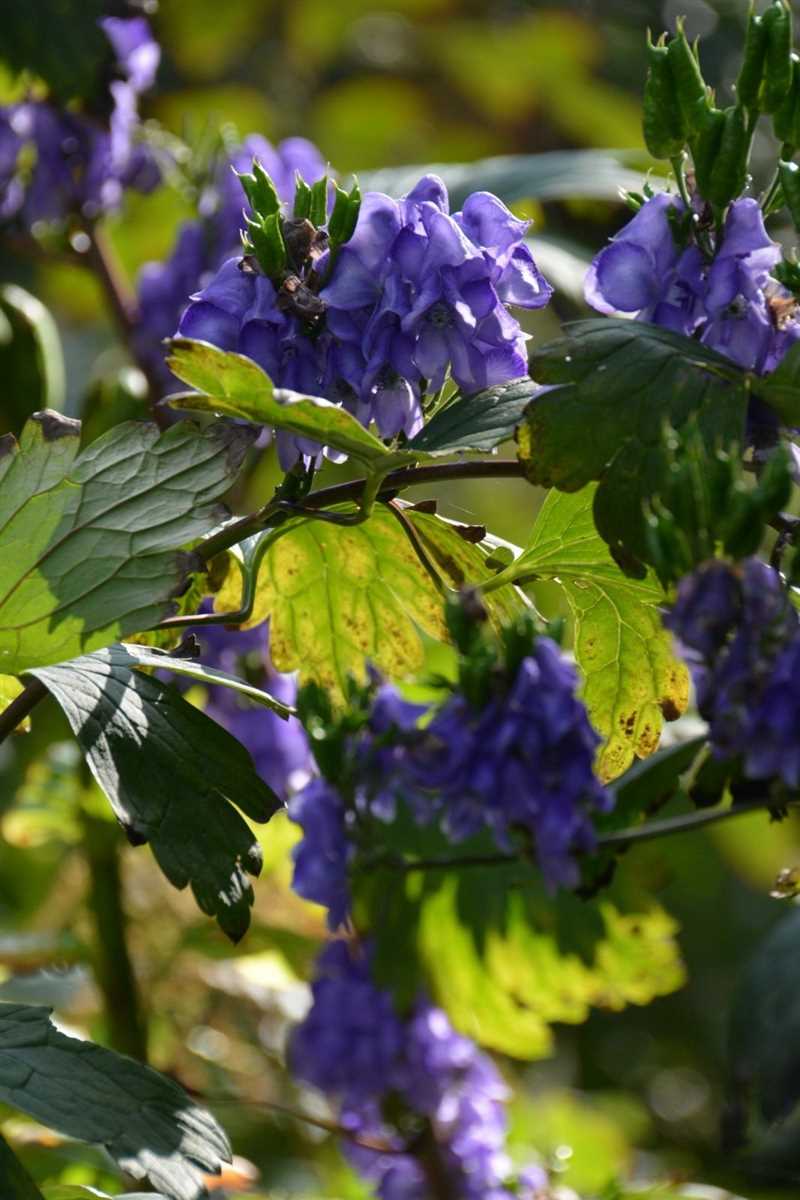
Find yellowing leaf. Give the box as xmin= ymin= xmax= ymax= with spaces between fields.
xmin=0 ymin=672 xmax=27 ymax=731
xmin=500 ymin=485 xmax=689 ymax=781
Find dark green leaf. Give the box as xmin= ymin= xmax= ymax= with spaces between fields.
xmin=0 ymin=1003 xmax=230 ymax=1200
xmin=408 ymin=378 xmax=540 ymax=454
xmin=522 ymin=319 xmax=748 ymax=570
xmin=29 ymin=647 xmax=280 ymax=941
xmin=0 ymin=285 xmax=65 ymax=433
xmin=360 ymin=149 xmax=654 ymax=207
xmin=602 ymin=734 xmax=708 ymax=832
xmin=0 ymin=0 xmax=111 ymax=104
xmin=0 ymin=1131 xmax=45 ymax=1200
xmin=0 ymin=412 xmax=254 ymax=673
xmin=759 ymin=339 xmax=800 ymax=425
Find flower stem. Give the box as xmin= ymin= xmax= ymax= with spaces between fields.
xmin=0 ymin=677 xmax=49 ymax=745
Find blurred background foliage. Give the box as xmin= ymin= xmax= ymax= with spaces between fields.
xmin=4 ymin=0 xmax=800 ymax=1197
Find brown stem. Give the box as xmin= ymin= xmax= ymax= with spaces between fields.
xmin=0 ymin=677 xmax=48 ymax=744
xmin=196 ymin=459 xmax=526 ymax=564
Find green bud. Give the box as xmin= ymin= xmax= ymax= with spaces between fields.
xmin=774 ymin=56 xmax=800 ymax=147
xmin=243 ymin=211 xmax=287 ymax=279
xmin=690 ymin=104 xmax=726 ymax=202
xmin=762 ymin=0 xmax=794 ymax=114
xmin=237 ymin=158 xmax=281 ymax=218
xmin=293 ymin=173 xmax=313 ymax=219
xmin=667 ymin=19 xmax=709 ymax=135
xmin=643 ymin=32 xmax=688 ymax=159
xmin=779 ymin=159 xmax=800 ymax=231
xmin=756 ymin=445 xmax=793 ymax=514
xmin=309 ymin=174 xmax=328 ymax=227
xmin=736 ymin=5 xmax=768 ymax=110
xmin=328 ymin=178 xmax=361 ymax=248
xmin=723 ymin=486 xmax=764 ymax=559
xmin=704 ymin=104 xmax=751 ymax=209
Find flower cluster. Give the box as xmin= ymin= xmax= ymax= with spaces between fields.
xmin=183 ymin=614 xmax=313 ymax=801
xmin=176 ymin=173 xmax=551 ymax=466
xmin=290 ymin=941 xmax=548 ymax=1200
xmin=133 ymin=135 xmax=326 ymax=386
xmin=0 ymin=14 xmax=160 ymax=229
xmin=586 ymin=193 xmax=800 ymax=374
xmin=665 ymin=557 xmax=800 ymax=786
xmin=287 ymin=631 xmax=610 ymax=930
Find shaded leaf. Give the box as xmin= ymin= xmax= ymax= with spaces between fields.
xmin=0 ymin=1131 xmax=45 ymax=1200
xmin=0 ymin=285 xmax=65 ymax=432
xmin=602 ymin=735 xmax=707 ymax=832
xmin=408 ymin=378 xmax=540 ymax=454
xmin=496 ymin=486 xmax=689 ymax=780
xmin=760 ymin=339 xmax=800 ymax=426
xmin=522 ymin=319 xmax=748 ymax=571
xmin=29 ymin=648 xmax=280 ymax=941
xmin=166 ymin=339 xmax=420 ymax=471
xmin=0 ymin=1003 xmax=230 ymax=1200
xmin=0 ymin=412 xmax=254 ymax=674
xmin=360 ymin=149 xmax=652 ymax=207
xmin=115 ymin=641 xmax=294 ymax=718
xmin=0 ymin=0 xmax=110 ymax=104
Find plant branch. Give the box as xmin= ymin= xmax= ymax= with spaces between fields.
xmin=84 ymin=223 xmax=170 ymax=427
xmin=195 ymin=459 xmax=527 ymax=564
xmin=0 ymin=677 xmax=49 ymax=744
xmin=361 ymin=796 xmax=792 ymax=875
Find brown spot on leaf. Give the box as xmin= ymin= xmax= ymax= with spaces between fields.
xmin=31 ymin=409 xmax=80 ymax=440
xmin=0 ymin=433 xmax=17 ymax=460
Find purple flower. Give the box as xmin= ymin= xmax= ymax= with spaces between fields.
xmin=288 ymin=941 xmax=406 ymax=1105
xmin=585 ymin=193 xmax=800 ymax=375
xmin=100 ymin=16 xmax=160 ymax=94
xmin=665 ymin=558 xmax=799 ymax=766
xmin=404 ymin=638 xmax=611 ymax=888
xmin=288 ymin=780 xmax=353 ymax=930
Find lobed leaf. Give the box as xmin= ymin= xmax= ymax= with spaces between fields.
xmin=408 ymin=378 xmax=540 ymax=454
xmin=497 ymin=486 xmax=689 ymax=780
xmin=0 ymin=1003 xmax=230 ymax=1200
xmin=0 ymin=412 xmax=254 ymax=674
xmin=166 ymin=338 xmax=418 ymax=469
xmin=29 ymin=648 xmax=280 ymax=941
xmin=521 ymin=319 xmax=748 ymax=571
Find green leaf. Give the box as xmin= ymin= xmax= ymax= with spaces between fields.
xmin=759 ymin=338 xmax=800 ymax=425
xmin=29 ymin=648 xmax=280 ymax=941
xmin=0 ymin=412 xmax=254 ymax=674
xmin=360 ymin=149 xmax=653 ymax=207
xmin=166 ymin=339 xmax=420 ymax=471
xmin=0 ymin=285 xmax=65 ymax=432
xmin=0 ymin=0 xmax=111 ymax=103
xmin=496 ymin=486 xmax=689 ymax=780
xmin=44 ymin=1189 xmax=165 ymax=1200
xmin=213 ymin=505 xmax=447 ymax=700
xmin=522 ymin=319 xmax=748 ymax=571
xmin=408 ymin=378 xmax=540 ymax=454
xmin=0 ymin=1131 xmax=45 ymax=1200
xmin=0 ymin=1003 xmax=230 ymax=1200
xmin=0 ymin=671 xmax=26 ymax=727
xmin=602 ymin=734 xmax=707 ymax=832
xmin=360 ymin=863 xmax=684 ymax=1060
xmin=114 ymin=641 xmax=294 ymax=718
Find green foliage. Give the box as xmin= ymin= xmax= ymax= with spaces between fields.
xmin=0 ymin=1131 xmax=45 ymax=1200
xmin=490 ymin=486 xmax=689 ymax=780
xmin=0 ymin=413 xmax=254 ymax=674
xmin=408 ymin=378 xmax=539 ymax=454
xmin=0 ymin=0 xmax=110 ymax=105
xmin=522 ymin=319 xmax=749 ymax=574
xmin=0 ymin=1003 xmax=229 ymax=1200
xmin=30 ymin=647 xmax=280 ymax=941
xmin=0 ymin=286 xmax=65 ymax=434
xmin=167 ymin=338 xmax=419 ymax=472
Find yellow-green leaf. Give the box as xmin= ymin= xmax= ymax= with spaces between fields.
xmin=0 ymin=672 xmax=27 ymax=731
xmin=499 ymin=485 xmax=689 ymax=781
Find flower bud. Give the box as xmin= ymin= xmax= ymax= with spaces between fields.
xmin=773 ymin=56 xmax=800 ymax=149
xmin=762 ymin=0 xmax=794 ymax=114
xmin=736 ymin=6 xmax=768 ymax=110
xmin=643 ymin=32 xmax=688 ymax=159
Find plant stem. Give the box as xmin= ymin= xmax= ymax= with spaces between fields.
xmin=195 ymin=459 xmax=527 ymax=564
xmin=82 ymin=808 xmax=149 ymax=1062
xmin=0 ymin=1132 xmax=46 ymax=1200
xmin=84 ymin=224 xmax=170 ymax=427
xmin=0 ymin=677 xmax=48 ymax=744
xmin=361 ymin=796 xmax=790 ymax=875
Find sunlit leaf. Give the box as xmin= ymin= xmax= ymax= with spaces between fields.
xmin=0 ymin=1004 xmax=230 ymax=1200
xmin=30 ymin=648 xmax=280 ymax=941
xmin=0 ymin=412 xmax=255 ymax=674
xmin=494 ymin=486 xmax=689 ymax=779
